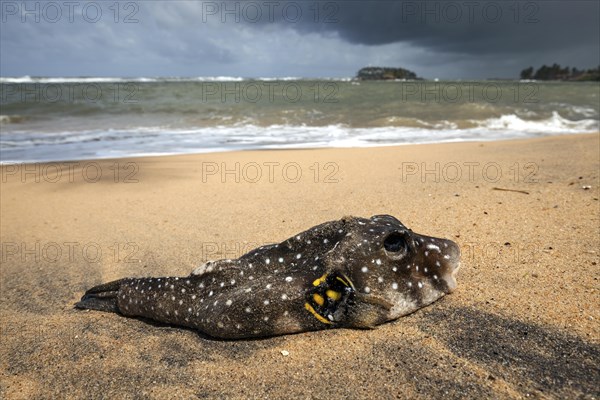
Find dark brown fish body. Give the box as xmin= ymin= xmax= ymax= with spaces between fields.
xmin=76 ymin=215 xmax=460 ymax=339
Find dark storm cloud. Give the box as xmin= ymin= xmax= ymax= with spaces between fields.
xmin=275 ymin=0 xmax=599 ymax=56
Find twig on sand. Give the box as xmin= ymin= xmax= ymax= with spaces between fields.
xmin=492 ymin=187 xmax=530 ymax=195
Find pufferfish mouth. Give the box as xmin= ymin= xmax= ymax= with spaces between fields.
xmin=445 ymin=261 xmax=461 ymax=293
xmin=439 ymin=241 xmax=461 ymax=293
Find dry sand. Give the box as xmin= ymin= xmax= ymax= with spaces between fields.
xmin=1 ymin=133 xmax=599 ymax=399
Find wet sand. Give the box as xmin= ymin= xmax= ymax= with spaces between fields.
xmin=1 ymin=133 xmax=599 ymax=399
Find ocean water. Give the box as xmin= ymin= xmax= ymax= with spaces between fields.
xmin=1 ymin=77 xmax=598 ymax=162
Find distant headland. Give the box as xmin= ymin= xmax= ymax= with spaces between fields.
xmin=355 ymin=64 xmax=599 ymax=81
xmin=520 ymin=64 xmax=599 ymax=81
xmin=356 ymin=67 xmax=421 ymax=81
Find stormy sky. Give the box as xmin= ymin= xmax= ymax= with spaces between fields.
xmin=1 ymin=1 xmax=598 ymax=79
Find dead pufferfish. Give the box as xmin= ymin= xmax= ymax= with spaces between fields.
xmin=75 ymin=215 xmax=460 ymax=339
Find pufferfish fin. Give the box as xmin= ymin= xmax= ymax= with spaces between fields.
xmin=346 ymin=293 xmax=395 ymax=329
xmin=74 ymin=278 xmax=128 ymax=313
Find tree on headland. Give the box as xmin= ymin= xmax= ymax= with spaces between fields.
xmin=520 ymin=67 xmax=534 ymax=80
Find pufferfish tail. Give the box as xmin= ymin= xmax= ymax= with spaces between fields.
xmin=74 ymin=278 xmax=128 ymax=313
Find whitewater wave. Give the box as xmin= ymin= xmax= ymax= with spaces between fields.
xmin=0 ymin=115 xmax=26 ymax=124
xmin=0 ymin=76 xmax=248 ymax=84
xmin=472 ymin=111 xmax=598 ymax=134
xmin=0 ymin=76 xmax=354 ymax=84
xmin=1 ymin=112 xmax=597 ymax=163
xmin=1 ymin=76 xmax=136 ymax=84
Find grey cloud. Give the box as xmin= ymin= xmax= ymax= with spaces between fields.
xmin=0 ymin=1 xmax=598 ymax=79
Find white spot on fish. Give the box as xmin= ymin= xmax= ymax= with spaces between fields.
xmin=426 ymin=244 xmax=440 ymax=251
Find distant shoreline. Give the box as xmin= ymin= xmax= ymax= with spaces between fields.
xmin=2 ymin=76 xmax=600 ymax=83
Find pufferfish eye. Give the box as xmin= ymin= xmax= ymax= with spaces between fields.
xmin=383 ymin=232 xmax=408 ymax=253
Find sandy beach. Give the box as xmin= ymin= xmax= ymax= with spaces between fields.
xmin=1 ymin=133 xmax=599 ymax=399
